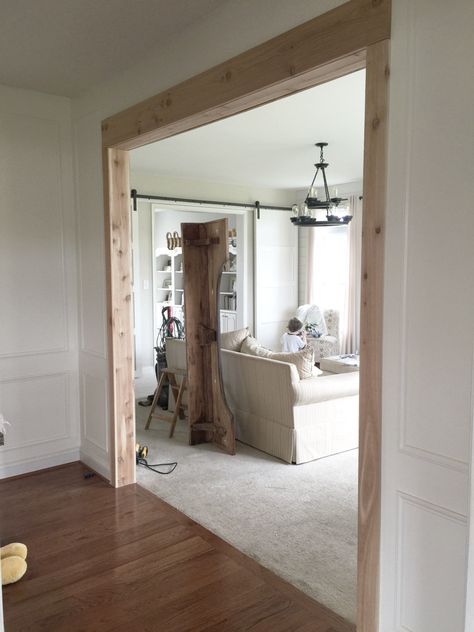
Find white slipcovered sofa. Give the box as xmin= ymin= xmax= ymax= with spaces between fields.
xmin=220 ymin=349 xmax=358 ymax=464
xmin=165 ymin=338 xmax=358 ymax=464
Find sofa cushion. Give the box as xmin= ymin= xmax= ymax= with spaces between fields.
xmin=220 ymin=327 xmax=250 ymax=351
xmin=241 ymin=336 xmax=315 ymax=380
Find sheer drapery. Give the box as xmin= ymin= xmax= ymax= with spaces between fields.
xmin=304 ymin=194 xmax=362 ymax=355
xmin=305 ymin=227 xmax=316 ymax=304
xmin=340 ymin=195 xmax=363 ymax=354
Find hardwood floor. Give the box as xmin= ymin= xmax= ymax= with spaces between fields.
xmin=0 ymin=462 xmax=355 ymax=631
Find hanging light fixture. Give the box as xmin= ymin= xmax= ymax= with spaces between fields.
xmin=290 ymin=142 xmax=352 ymax=227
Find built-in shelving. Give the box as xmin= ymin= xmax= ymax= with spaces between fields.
xmin=152 ymin=209 xmax=244 ymax=339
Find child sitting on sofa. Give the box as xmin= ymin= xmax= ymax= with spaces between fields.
xmin=281 ymin=317 xmax=307 ymax=353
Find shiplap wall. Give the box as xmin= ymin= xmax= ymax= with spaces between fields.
xmin=0 ymin=85 xmax=80 ymax=477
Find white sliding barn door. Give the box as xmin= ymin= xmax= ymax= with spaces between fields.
xmin=254 ymin=209 xmax=298 ymax=351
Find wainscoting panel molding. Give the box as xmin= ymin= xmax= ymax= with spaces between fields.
xmin=74 ymin=111 xmax=108 ymax=360
xmin=0 ymin=371 xmax=80 ymax=478
xmin=0 ymin=373 xmax=70 ymax=450
xmin=0 ymin=85 xmax=80 ymax=478
xmin=0 ymin=113 xmax=68 ymax=358
xmin=81 ymin=372 xmax=108 ymax=453
xmin=394 ymin=0 xmax=472 ymax=471
xmin=78 ymin=351 xmax=110 ymax=479
xmin=396 ymin=493 xmax=467 ymax=632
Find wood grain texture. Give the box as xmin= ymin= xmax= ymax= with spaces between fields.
xmin=357 ymin=39 xmax=390 ymax=632
xmin=101 ymin=0 xmax=391 ymax=150
xmin=0 ymin=463 xmax=354 ymax=632
xmin=182 ymin=219 xmax=235 ymax=453
xmin=103 ymin=147 xmax=135 ymax=487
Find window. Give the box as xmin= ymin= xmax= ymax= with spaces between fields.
xmin=310 ymin=226 xmax=349 ymax=319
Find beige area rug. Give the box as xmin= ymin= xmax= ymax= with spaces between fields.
xmin=135 ymin=403 xmax=357 ymax=622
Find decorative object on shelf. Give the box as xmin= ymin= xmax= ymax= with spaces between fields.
xmin=166 ymin=231 xmax=182 ymax=250
xmin=291 ymin=142 xmax=353 ymax=227
xmin=227 ymin=231 xmax=237 ymax=272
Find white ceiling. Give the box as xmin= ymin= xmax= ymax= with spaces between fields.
xmin=0 ymin=0 xmax=223 ymax=96
xmin=131 ymin=70 xmax=366 ymax=191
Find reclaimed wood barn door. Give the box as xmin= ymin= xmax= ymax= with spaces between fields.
xmin=182 ymin=219 xmax=235 ymax=454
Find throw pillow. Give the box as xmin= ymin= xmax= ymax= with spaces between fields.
xmin=220 ymin=327 xmax=250 ymax=352
xmin=270 ymin=346 xmax=315 ymax=379
xmin=241 ymin=336 xmax=272 ymax=358
xmin=241 ymin=337 xmax=315 ymax=379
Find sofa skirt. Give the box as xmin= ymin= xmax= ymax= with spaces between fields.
xmin=235 ymin=411 xmax=295 ymax=464
xmin=293 ymin=395 xmax=359 ymax=464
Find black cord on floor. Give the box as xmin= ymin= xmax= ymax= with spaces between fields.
xmin=136 ymin=458 xmax=177 ymax=475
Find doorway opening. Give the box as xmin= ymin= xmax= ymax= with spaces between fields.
xmin=102 ymin=5 xmax=390 ymax=629
xmin=128 ymin=70 xmax=365 ymax=623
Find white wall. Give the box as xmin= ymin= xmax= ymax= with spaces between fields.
xmin=131 ymin=170 xmax=296 ymax=208
xmin=72 ymin=1 xmax=474 ymax=629
xmin=0 ymin=85 xmax=80 ymax=477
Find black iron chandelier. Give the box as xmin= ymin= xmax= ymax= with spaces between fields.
xmin=290 ymin=142 xmax=353 ymax=227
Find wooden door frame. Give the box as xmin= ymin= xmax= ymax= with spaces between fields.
xmin=101 ymin=1 xmax=390 ymax=629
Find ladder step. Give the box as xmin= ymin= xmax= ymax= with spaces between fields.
xmin=163 ymin=368 xmax=187 ymax=377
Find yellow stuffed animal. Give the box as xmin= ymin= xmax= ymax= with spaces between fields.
xmin=1 ymin=543 xmax=27 ymax=585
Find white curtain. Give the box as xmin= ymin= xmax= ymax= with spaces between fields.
xmin=305 ymin=228 xmax=316 ymax=304
xmin=340 ymin=195 xmax=363 ymax=354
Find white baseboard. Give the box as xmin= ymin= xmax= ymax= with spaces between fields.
xmin=80 ymin=449 xmax=111 ymax=482
xmin=0 ymin=448 xmax=80 ymax=479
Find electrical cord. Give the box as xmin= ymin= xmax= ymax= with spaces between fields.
xmin=136 ymin=457 xmax=177 ymax=475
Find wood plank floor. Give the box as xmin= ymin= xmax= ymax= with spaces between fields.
xmin=0 ymin=462 xmax=355 ymax=631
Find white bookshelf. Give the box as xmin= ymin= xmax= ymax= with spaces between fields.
xmin=152 ymin=217 xmax=243 ymax=339
xmin=152 ymin=248 xmax=184 ymax=339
